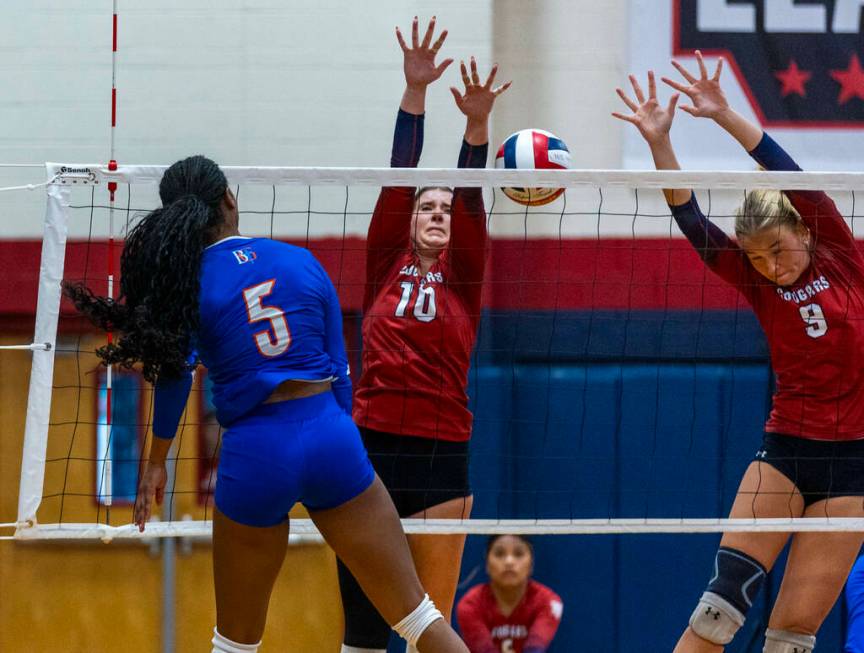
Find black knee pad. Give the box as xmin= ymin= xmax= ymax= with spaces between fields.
xmin=707 ymin=546 xmax=767 ymax=615
xmin=689 ymin=546 xmax=767 ymax=645
xmin=337 ymin=558 xmax=392 ymax=648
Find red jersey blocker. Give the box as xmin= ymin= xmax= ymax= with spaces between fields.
xmin=672 ymin=133 xmax=864 ymax=441
xmin=338 ymin=108 xmax=489 ymax=651
xmin=353 ymin=109 xmax=488 ymax=441
xmin=457 ymin=581 xmax=563 ymax=653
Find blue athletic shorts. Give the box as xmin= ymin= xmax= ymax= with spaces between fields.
xmin=215 ymin=392 xmax=375 ymax=527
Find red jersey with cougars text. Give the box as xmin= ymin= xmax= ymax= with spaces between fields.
xmin=712 ymin=189 xmax=864 ymax=440
xmin=456 ymin=581 xmax=563 ymax=653
xmin=352 ymin=183 xmax=487 ymax=441
xmin=672 ymin=133 xmax=864 ymax=440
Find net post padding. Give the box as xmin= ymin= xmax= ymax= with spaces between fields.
xmin=16 ymin=177 xmax=70 ymax=531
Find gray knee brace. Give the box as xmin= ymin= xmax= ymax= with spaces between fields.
xmin=689 ymin=547 xmax=767 ymax=645
xmin=763 ymin=628 xmax=815 ymax=653
xmin=689 ymin=591 xmax=745 ymax=645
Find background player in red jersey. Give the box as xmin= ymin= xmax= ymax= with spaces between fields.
xmin=615 ymin=51 xmax=864 ymax=653
xmin=456 ymin=535 xmax=563 ymax=653
xmin=338 ymin=15 xmax=510 ymax=653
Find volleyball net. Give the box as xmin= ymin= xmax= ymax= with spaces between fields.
xmin=6 ymin=163 xmax=864 ymax=541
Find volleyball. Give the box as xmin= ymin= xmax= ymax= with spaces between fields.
xmin=495 ymin=129 xmax=571 ymax=206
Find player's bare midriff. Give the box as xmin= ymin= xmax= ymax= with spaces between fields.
xmin=264 ymin=379 xmax=332 ymax=404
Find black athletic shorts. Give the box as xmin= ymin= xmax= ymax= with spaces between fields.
xmin=755 ymin=432 xmax=864 ymax=507
xmin=360 ymin=426 xmax=471 ymax=517
xmin=337 ymin=428 xmax=472 ymax=649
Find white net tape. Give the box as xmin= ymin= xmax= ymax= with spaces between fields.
xmin=46 ymin=162 xmax=864 ymax=190
xmin=7 ymin=517 xmax=864 ymax=543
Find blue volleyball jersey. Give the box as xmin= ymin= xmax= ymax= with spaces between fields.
xmin=152 ymin=236 xmax=351 ymax=437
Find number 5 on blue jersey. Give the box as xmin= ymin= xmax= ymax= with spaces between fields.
xmin=244 ymin=279 xmax=291 ymax=357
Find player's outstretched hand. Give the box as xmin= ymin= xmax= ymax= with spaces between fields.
xmin=133 ymin=461 xmax=167 ymax=533
xmin=450 ymin=57 xmax=511 ymax=122
xmin=397 ymin=16 xmax=453 ymax=89
xmin=612 ymin=71 xmax=679 ymax=146
xmin=661 ymin=50 xmax=728 ymax=120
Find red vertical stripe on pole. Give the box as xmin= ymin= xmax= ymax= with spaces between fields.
xmin=103 ymin=1 xmax=119 ymax=514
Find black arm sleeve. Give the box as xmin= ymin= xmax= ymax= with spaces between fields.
xmin=458 ymin=140 xmax=488 ymax=169
xmin=748 ymin=132 xmax=800 ymax=172
xmin=391 ymin=109 xmax=424 ymax=168
xmin=670 ymin=195 xmax=733 ymax=265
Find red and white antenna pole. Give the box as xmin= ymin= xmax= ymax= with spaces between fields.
xmin=103 ymin=0 xmax=119 ymax=511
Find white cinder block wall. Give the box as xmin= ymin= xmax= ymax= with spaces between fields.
xmin=0 ymin=1 xmax=628 ymax=239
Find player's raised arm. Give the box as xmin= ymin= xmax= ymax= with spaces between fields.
xmin=663 ymin=50 xmax=853 ymax=248
xmin=662 ymin=50 xmax=762 ymax=152
xmin=613 ymin=70 xmax=687 ymax=205
xmin=614 ymin=71 xmax=737 ymax=274
xmin=389 ymin=16 xmax=451 ymax=170
xmin=397 ymin=15 xmax=453 ymax=117
xmin=450 ymin=56 xmax=510 ymax=147
xmin=448 ymin=57 xmax=508 ymax=290
xmin=367 ymin=17 xmax=453 ymax=299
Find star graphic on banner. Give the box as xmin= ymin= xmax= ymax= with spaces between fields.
xmin=830 ymin=54 xmax=864 ymax=105
xmin=774 ymin=60 xmax=811 ymax=97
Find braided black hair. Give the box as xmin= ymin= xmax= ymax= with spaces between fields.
xmin=63 ymin=155 xmax=229 ymax=382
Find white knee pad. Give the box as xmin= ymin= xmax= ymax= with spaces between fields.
xmin=392 ymin=593 xmax=444 ymax=647
xmin=689 ymin=591 xmax=745 ymax=645
xmin=211 ymin=627 xmax=260 ymax=653
xmin=340 ymin=647 xmax=386 ymax=653
xmin=763 ymin=628 xmax=816 ymax=653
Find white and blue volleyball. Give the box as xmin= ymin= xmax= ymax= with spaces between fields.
xmin=495 ymin=129 xmax=571 ymax=206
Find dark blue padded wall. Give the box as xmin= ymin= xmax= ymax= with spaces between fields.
xmin=386 ymin=310 xmax=847 ymax=652
xmin=463 ymin=363 xmax=773 ymax=652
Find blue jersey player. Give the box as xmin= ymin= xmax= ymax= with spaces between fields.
xmin=64 ymin=155 xmax=470 ymax=653
xmin=846 ymin=553 xmax=864 ymax=652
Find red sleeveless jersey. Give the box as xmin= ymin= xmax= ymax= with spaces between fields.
xmin=352 ymin=185 xmax=487 ymax=441
xmin=456 ymin=580 xmax=563 ymax=653
xmin=710 ymin=190 xmax=864 ymax=440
